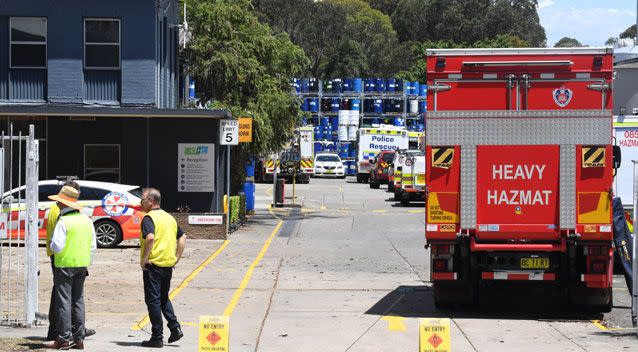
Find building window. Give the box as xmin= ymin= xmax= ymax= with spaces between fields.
xmin=10 ymin=17 xmax=47 ymax=68
xmin=84 ymin=144 xmax=121 ymax=183
xmin=84 ymin=19 xmax=120 ymax=70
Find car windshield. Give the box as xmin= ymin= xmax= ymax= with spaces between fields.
xmin=316 ymin=155 xmax=340 ymax=162
xmin=382 ymin=153 xmax=395 ymax=162
xmin=128 ymin=187 xmax=143 ymax=199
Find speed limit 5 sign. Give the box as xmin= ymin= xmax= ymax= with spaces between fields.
xmin=219 ymin=119 xmax=239 ymax=145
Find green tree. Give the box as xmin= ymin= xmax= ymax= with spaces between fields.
xmin=605 ymin=37 xmax=618 ymax=46
xmin=183 ymin=0 xmax=309 ymax=190
xmin=620 ymin=24 xmax=637 ymax=39
xmin=363 ymin=0 xmax=398 ymax=16
xmin=554 ymin=37 xmax=583 ymax=48
xmin=326 ymin=0 xmax=400 ymax=76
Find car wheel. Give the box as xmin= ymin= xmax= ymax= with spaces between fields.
xmin=94 ymin=220 xmax=123 ymax=248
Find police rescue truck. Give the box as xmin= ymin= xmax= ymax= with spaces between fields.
xmin=356 ymin=127 xmax=408 ymax=183
xmin=425 ymin=48 xmax=619 ymax=310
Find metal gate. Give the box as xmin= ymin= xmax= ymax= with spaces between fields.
xmin=0 ymin=124 xmax=40 ymax=326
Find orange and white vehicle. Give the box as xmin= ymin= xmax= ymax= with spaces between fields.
xmin=425 ymin=47 xmax=617 ymax=310
xmin=2 ymin=180 xmax=144 ymax=247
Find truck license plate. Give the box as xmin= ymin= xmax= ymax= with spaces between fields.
xmin=520 ymin=258 xmax=549 ymax=269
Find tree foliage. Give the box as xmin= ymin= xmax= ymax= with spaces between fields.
xmin=553 ymin=37 xmax=583 ymax=48
xmin=620 ymin=24 xmax=637 ymax=39
xmin=183 ymin=0 xmax=309 ymax=190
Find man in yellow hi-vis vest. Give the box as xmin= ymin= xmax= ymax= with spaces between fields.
xmin=139 ymin=188 xmax=187 ymax=348
xmin=45 ymin=186 xmax=96 ymax=350
xmin=45 ymin=180 xmax=96 ymax=342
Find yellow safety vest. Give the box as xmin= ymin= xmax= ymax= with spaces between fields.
xmin=54 ymin=212 xmax=94 ymax=268
xmin=141 ymin=209 xmax=178 ymax=268
xmin=46 ymin=204 xmax=61 ymax=257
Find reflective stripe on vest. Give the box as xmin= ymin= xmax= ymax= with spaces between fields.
xmin=141 ymin=209 xmax=178 ymax=268
xmin=54 ymin=212 xmax=94 ymax=268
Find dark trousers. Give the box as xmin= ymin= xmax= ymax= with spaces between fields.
xmin=143 ymin=265 xmax=180 ymax=341
xmin=54 ymin=267 xmax=87 ymax=342
xmin=47 ymin=256 xmax=58 ymax=339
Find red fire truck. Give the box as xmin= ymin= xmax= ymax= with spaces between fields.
xmin=424 ymin=48 xmax=619 ymax=310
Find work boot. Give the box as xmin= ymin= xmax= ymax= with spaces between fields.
xmin=44 ymin=340 xmax=75 ymax=350
xmin=168 ymin=327 xmax=183 ymax=343
xmin=72 ymin=340 xmax=84 ymax=350
xmin=141 ymin=339 xmax=164 ymax=348
xmin=84 ymin=328 xmax=96 ymax=337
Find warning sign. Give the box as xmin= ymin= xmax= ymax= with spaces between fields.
xmin=427 ymin=192 xmax=459 ymax=224
xmin=432 ymin=147 xmax=454 ymax=169
xmin=238 ymin=117 xmax=253 ymax=143
xmin=199 ymin=316 xmax=229 ymax=352
xmin=581 ymin=146 xmax=605 ymax=168
xmin=419 ymin=318 xmax=450 ymax=352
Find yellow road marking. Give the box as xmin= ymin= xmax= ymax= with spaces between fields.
xmin=222 ymin=209 xmax=283 ymax=316
xmin=320 ymin=205 xmax=327 ymax=210
xmin=381 ymin=315 xmax=407 ymax=332
xmin=408 ymin=210 xmax=424 ymax=213
xmin=265 ymin=187 xmax=273 ymax=196
xmin=339 ymin=185 xmax=343 ymax=193
xmin=131 ymin=240 xmax=231 ymax=330
xmin=372 ymin=210 xmax=387 ymax=213
xmin=591 ymin=320 xmax=634 ymax=331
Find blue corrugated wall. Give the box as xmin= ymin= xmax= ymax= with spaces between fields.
xmin=84 ymin=71 xmax=120 ymax=103
xmin=9 ymin=70 xmax=46 ymax=101
xmin=0 ymin=0 xmax=180 ymax=107
xmin=0 ymin=17 xmax=8 ymax=100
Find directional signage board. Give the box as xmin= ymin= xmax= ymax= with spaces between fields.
xmin=419 ymin=318 xmax=450 ymax=352
xmin=220 ymin=119 xmax=239 ymax=145
xmin=198 ymin=316 xmax=229 ymax=352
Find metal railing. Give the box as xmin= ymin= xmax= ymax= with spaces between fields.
xmin=0 ymin=124 xmax=39 ymax=326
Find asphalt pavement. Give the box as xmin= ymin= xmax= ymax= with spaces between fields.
xmin=1 ymin=177 xmax=637 ymax=351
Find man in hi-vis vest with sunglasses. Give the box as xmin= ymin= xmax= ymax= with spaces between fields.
xmin=139 ymin=188 xmax=187 ymax=348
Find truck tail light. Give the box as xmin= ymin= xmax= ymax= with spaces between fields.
xmin=584 ymin=245 xmax=606 ymax=255
xmin=433 ymin=259 xmax=448 ymax=272
xmin=590 ymin=260 xmax=606 ymax=274
xmin=432 ymin=245 xmax=451 ymax=255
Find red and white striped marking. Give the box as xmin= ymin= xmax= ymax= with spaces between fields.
xmin=482 ymin=271 xmax=555 ymax=281
xmin=432 ymin=272 xmax=457 ymax=281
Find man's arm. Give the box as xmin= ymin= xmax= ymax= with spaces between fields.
xmin=141 ymin=234 xmax=154 ymax=270
xmin=50 ymin=219 xmax=67 ymax=254
xmin=175 ymin=234 xmax=186 ymax=266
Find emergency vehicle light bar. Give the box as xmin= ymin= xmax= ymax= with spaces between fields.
xmin=463 ymin=60 xmax=573 ymax=67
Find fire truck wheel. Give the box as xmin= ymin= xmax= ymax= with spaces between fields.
xmin=356 ymin=174 xmax=365 ymax=183
xmin=400 ymin=198 xmax=410 ymax=207
xmin=94 ymin=220 xmax=123 ymax=248
xmin=370 ymin=181 xmax=380 ymax=189
xmin=394 ymin=191 xmax=401 ymax=201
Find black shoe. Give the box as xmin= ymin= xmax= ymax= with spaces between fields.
xmin=141 ymin=339 xmax=163 ymax=348
xmin=84 ymin=328 xmax=96 ymax=338
xmin=168 ymin=327 xmax=183 ymax=343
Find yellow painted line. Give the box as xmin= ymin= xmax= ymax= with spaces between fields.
xmin=381 ymin=315 xmax=407 ymax=332
xmin=222 ymin=210 xmax=283 ymax=317
xmin=320 ymin=205 xmax=327 ymax=210
xmin=372 ymin=210 xmax=387 ymax=213
xmin=408 ymin=210 xmax=424 ymax=213
xmin=591 ymin=320 xmax=634 ymax=331
xmin=339 ymin=185 xmax=343 ymax=193
xmin=265 ymin=187 xmax=273 ymax=196
xmin=131 ymin=240 xmax=231 ymax=331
